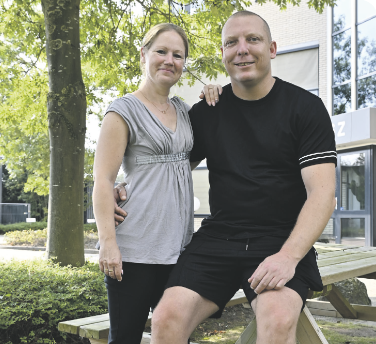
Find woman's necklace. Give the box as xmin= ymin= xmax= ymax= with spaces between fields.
xmin=139 ymin=90 xmax=170 ymax=114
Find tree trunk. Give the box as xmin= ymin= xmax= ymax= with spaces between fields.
xmin=42 ymin=0 xmax=86 ymax=266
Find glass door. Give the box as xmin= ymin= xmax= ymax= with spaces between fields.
xmin=332 ymin=150 xmax=371 ymax=246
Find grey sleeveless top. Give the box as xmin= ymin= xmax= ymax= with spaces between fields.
xmin=105 ymin=94 xmax=194 ymax=264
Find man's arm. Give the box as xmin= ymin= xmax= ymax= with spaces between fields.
xmin=248 ymin=162 xmax=336 ymax=294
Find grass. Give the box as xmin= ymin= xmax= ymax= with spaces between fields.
xmin=190 ymin=318 xmax=376 ymax=344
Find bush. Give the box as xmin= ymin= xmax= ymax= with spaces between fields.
xmin=0 ymin=222 xmax=47 ymax=235
xmin=4 ymin=229 xmax=47 ymax=246
xmin=83 ymin=223 xmax=97 ymax=232
xmin=4 ymin=229 xmax=98 ymax=248
xmin=0 ymin=222 xmax=97 ymax=235
xmin=0 ymin=260 xmax=107 ymax=344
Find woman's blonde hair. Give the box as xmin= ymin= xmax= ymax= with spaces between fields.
xmin=140 ymin=23 xmax=189 ymax=72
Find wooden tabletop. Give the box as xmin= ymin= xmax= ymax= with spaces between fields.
xmin=58 ymin=242 xmax=376 ymax=341
xmin=314 ymin=243 xmax=376 ymax=285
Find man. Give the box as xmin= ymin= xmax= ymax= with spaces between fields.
xmin=115 ymin=11 xmax=336 ymax=344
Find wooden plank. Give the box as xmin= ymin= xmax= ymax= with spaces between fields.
xmin=306 ymin=300 xmax=339 ymax=312
xmin=322 ymin=284 xmax=358 ymax=319
xmin=296 ymin=306 xmax=329 ymax=344
xmin=89 ymin=339 xmax=107 ymax=344
xmin=89 ymin=332 xmax=152 ymax=344
xmin=141 ymin=333 xmax=151 ymax=344
xmin=226 ymin=290 xmax=247 ymax=307
xmin=318 ymin=246 xmax=376 ymax=259
xmin=77 ymin=313 xmax=152 ymax=339
xmin=235 ymin=319 xmax=257 ymax=344
xmin=352 ymin=304 xmax=376 ymax=321
xmin=318 ymin=251 xmax=376 ymax=268
xmin=79 ymin=320 xmax=110 ymax=339
xmin=314 ymin=243 xmax=360 ymax=249
xmin=58 ymin=313 xmax=109 ymax=335
xmin=308 ymin=308 xmax=339 ymax=318
xmin=314 ymin=249 xmax=335 ymax=254
xmin=320 ymin=256 xmax=376 ymax=285
xmin=306 ymin=300 xmax=376 ymax=321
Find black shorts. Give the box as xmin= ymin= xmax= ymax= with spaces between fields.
xmin=166 ymin=232 xmax=323 ymax=318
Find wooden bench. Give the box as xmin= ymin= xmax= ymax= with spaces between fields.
xmin=59 ymin=243 xmax=376 ymax=344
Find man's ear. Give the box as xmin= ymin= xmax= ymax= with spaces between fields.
xmin=221 ymin=46 xmax=224 ymax=63
xmin=270 ymin=41 xmax=277 ymax=59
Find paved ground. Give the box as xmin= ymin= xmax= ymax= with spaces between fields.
xmin=0 ymin=234 xmax=99 ymax=262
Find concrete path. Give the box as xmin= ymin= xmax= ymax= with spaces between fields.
xmin=0 ymin=234 xmax=98 ymax=262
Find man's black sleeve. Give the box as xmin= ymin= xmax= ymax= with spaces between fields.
xmin=189 ymin=103 xmax=206 ymax=162
xmin=298 ymin=97 xmax=337 ymax=169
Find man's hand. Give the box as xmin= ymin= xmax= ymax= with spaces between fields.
xmin=114 ymin=183 xmax=127 ymax=226
xmin=199 ymin=84 xmax=223 ymax=106
xmin=99 ymin=238 xmax=123 ymax=281
xmin=248 ymin=251 xmax=299 ymax=294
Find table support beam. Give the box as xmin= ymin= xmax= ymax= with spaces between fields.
xmin=235 ymin=306 xmax=328 ymax=344
xmin=235 ymin=319 xmax=257 ymax=344
xmin=322 ymin=284 xmax=358 ymax=319
xmin=296 ymin=306 xmax=329 ymax=344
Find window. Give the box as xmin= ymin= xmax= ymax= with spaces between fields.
xmin=341 ymin=218 xmax=366 ymax=245
xmin=340 ymin=153 xmax=365 ymax=211
xmin=357 ymin=0 xmax=376 ymax=109
xmin=332 ymin=0 xmax=352 ymax=115
xmin=331 ymin=0 xmax=376 ymax=114
xmin=271 ymin=47 xmax=319 ymax=94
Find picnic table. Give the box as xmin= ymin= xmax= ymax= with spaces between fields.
xmin=58 ymin=243 xmax=376 ymax=344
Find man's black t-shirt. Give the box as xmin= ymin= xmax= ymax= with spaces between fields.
xmin=189 ymin=78 xmax=337 ymax=239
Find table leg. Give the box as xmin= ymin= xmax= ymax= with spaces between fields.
xmin=235 ymin=318 xmax=257 ymax=344
xmin=235 ymin=306 xmax=329 ymax=344
xmin=296 ymin=306 xmax=329 ymax=344
xmin=322 ymin=284 xmax=358 ymax=319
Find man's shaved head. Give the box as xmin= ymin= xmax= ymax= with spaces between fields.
xmin=222 ymin=11 xmax=273 ymax=44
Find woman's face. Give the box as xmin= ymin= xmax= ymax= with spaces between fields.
xmin=141 ymin=30 xmax=186 ymax=89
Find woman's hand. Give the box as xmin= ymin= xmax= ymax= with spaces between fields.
xmin=99 ymin=239 xmax=123 ymax=281
xmin=199 ymin=84 xmax=223 ymax=106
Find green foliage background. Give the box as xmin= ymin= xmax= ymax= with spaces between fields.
xmin=0 ymin=260 xmax=107 ymax=344
xmin=0 ymin=0 xmax=335 ymax=196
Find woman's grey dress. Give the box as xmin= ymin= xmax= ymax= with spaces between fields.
xmin=105 ymin=94 xmax=194 ymax=264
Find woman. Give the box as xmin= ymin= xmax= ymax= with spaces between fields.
xmin=93 ymin=23 xmax=218 ymax=344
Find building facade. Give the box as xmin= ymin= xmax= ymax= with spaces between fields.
xmin=175 ymin=0 xmax=376 ymax=246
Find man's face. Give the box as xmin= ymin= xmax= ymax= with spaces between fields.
xmin=221 ymin=15 xmax=276 ymax=88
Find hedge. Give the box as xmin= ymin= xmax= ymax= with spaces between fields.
xmin=0 ymin=260 xmax=107 ymax=344
xmin=0 ymin=222 xmax=47 ymax=235
xmin=0 ymin=222 xmax=97 ymax=235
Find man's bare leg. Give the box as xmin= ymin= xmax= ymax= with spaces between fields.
xmin=151 ymin=287 xmax=219 ymax=344
xmin=251 ymin=287 xmax=302 ymax=344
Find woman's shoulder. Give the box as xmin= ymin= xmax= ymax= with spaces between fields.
xmin=108 ymin=93 xmax=139 ymax=109
xmin=107 ymin=94 xmax=147 ymax=116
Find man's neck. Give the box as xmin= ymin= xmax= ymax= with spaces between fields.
xmin=231 ymin=76 xmax=276 ymax=101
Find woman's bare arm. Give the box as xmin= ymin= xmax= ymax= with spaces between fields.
xmin=93 ymin=111 xmax=129 ymax=281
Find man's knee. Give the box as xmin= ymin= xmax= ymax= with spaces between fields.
xmin=266 ymin=307 xmax=298 ymax=331
xmin=253 ymin=289 xmax=302 ymax=333
xmin=152 ymin=302 xmax=180 ymax=329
